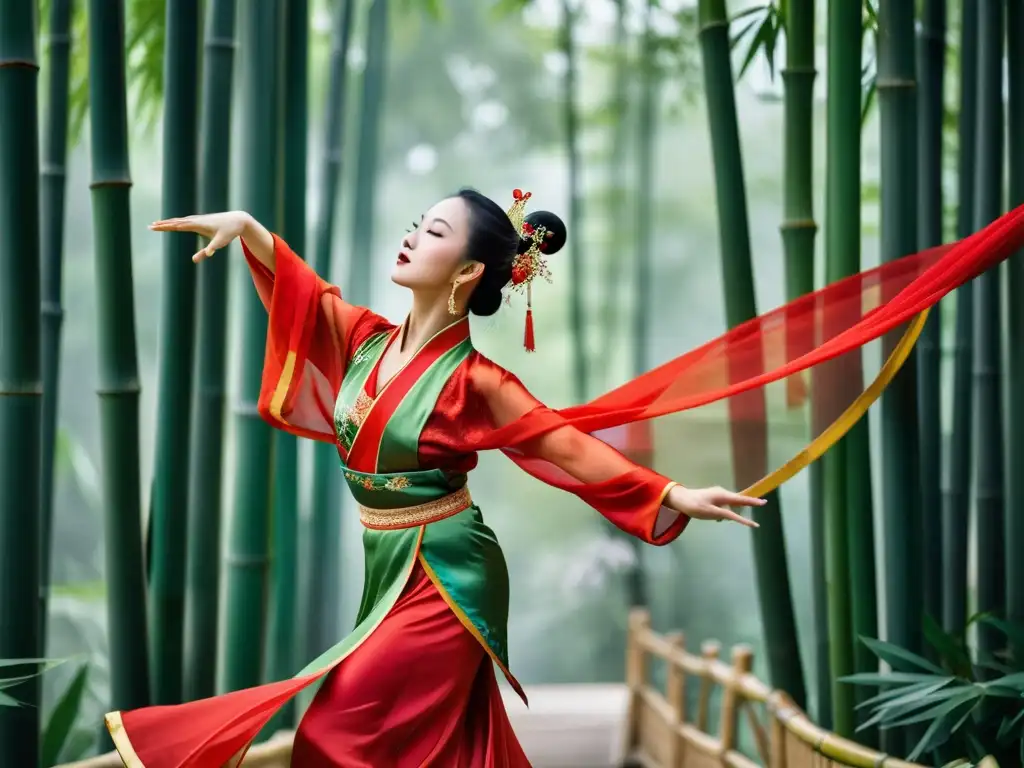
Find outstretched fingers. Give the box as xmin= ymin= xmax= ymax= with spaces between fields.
xmin=192 ymin=232 xmax=232 ymax=262
xmin=710 ymin=506 xmax=759 ymax=528
xmin=150 ymin=216 xmax=197 ymax=231
xmin=711 ymin=489 xmax=766 ymax=509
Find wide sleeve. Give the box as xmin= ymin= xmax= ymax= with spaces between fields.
xmin=469 ymin=359 xmax=689 ymax=545
xmin=242 ymin=234 xmax=392 ymax=443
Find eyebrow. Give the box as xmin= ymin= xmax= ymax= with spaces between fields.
xmin=430 ymin=217 xmax=453 ymax=232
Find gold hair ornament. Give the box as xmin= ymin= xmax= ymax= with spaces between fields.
xmin=504 ymin=189 xmax=556 ymax=351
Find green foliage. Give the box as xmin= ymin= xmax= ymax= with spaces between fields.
xmin=731 ymin=0 xmax=878 ymax=122
xmin=39 ymin=0 xmax=166 ymax=144
xmin=0 ymin=657 xmax=94 ymax=764
xmin=0 ymin=658 xmax=64 ymax=707
xmin=41 ymin=663 xmax=90 ymax=766
xmin=730 ymin=4 xmax=783 ymax=81
xmin=843 ymin=616 xmax=1024 ymax=764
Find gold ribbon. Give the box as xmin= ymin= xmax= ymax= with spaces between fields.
xmin=741 ymin=309 xmax=930 ymax=498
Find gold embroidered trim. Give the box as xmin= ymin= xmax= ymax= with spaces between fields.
xmin=344 ymin=472 xmax=411 ymax=492
xmin=359 ymin=486 xmax=472 ymax=530
xmin=105 ymin=711 xmax=146 ymax=767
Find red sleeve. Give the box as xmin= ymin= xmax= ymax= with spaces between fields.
xmin=466 ymin=355 xmax=688 ymax=545
xmin=242 ymin=234 xmax=393 ymax=443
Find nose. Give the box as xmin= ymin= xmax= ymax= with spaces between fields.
xmin=402 ymin=232 xmax=415 ymax=250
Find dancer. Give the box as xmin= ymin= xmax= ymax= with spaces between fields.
xmin=107 ymin=189 xmax=764 ymax=767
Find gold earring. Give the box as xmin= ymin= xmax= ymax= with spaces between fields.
xmin=448 ymin=280 xmax=462 ymax=315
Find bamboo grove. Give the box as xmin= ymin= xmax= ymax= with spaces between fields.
xmin=1 ymin=0 xmax=1023 ymax=765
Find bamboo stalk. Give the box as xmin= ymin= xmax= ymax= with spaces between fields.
xmin=971 ymin=0 xmax=1005 ymax=665
xmin=86 ymin=0 xmax=151 ymax=715
xmin=183 ymin=0 xmax=238 ymax=702
xmin=265 ymin=0 xmax=307 ymax=732
xmin=916 ymin=0 xmax=948 ymax=637
xmin=623 ymin=0 xmax=656 ymax=610
xmin=823 ymin=0 xmax=865 ymax=740
xmin=0 ymin=0 xmax=44 ymax=760
xmin=347 ymin=0 xmax=387 ymax=307
xmin=599 ymin=0 xmax=631 ymax=386
xmin=38 ymin=0 xmax=74 ymax=659
xmin=876 ymin=0 xmax=922 ymax=752
xmin=306 ymin=0 xmax=355 ymax=665
xmin=781 ymin=0 xmax=825 ymax=730
xmin=942 ymin=0 xmax=976 ymax=635
xmin=1007 ymin=0 xmax=1024 ymax=650
xmin=222 ymin=0 xmax=282 ymax=692
xmin=695 ymin=0 xmax=805 ymax=708
xmin=561 ymin=0 xmax=587 ymax=401
xmin=149 ymin=0 xmax=201 ymax=706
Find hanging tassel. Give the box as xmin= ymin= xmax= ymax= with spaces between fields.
xmin=524 ymin=284 xmax=536 ymax=352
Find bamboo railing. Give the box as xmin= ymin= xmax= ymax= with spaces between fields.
xmin=622 ymin=609 xmax=925 ymax=768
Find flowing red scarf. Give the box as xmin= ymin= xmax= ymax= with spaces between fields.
xmin=485 ymin=203 xmax=1024 ymax=495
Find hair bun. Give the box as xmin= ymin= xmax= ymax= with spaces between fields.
xmin=522 ymin=210 xmax=567 ymax=255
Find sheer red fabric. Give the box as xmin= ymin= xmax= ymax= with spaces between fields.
xmin=245 ymin=238 xmax=685 ymax=545
xmin=250 ymin=203 xmax=1024 ymax=522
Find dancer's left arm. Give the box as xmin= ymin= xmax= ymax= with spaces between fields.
xmin=469 ymin=360 xmax=763 ymax=545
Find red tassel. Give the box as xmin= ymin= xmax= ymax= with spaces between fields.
xmin=524 ymin=308 xmax=536 ymax=352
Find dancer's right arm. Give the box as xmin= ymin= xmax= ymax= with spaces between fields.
xmin=150 ymin=211 xmax=393 ymax=442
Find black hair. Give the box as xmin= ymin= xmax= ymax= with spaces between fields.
xmin=455 ymin=187 xmax=567 ymax=317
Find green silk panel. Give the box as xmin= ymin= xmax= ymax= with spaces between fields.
xmin=333 ymin=331 xmax=389 ymax=452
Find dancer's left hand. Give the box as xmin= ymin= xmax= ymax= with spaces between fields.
xmin=666 ymin=485 xmax=765 ymax=529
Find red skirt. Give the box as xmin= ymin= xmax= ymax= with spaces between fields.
xmin=106 ymin=564 xmax=531 ymax=767
xmin=293 ymin=563 xmax=530 ymax=766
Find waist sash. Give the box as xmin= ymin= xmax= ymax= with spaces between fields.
xmin=342 ymin=466 xmax=471 ymax=530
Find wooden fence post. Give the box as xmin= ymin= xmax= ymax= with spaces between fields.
xmin=695 ymin=640 xmax=720 ymax=734
xmin=664 ymin=631 xmax=685 ymax=766
xmin=624 ymin=608 xmax=651 ymax=754
xmin=718 ymin=644 xmax=753 ymax=758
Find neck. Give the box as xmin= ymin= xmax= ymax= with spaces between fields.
xmin=402 ymin=291 xmax=465 ymax=351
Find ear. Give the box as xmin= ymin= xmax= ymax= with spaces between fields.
xmin=457 ymin=260 xmax=485 ymax=283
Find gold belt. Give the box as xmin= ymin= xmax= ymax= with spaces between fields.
xmin=358 ymin=486 xmax=472 ymax=530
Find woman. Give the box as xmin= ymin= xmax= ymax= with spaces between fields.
xmin=105 ymin=188 xmax=764 ymax=767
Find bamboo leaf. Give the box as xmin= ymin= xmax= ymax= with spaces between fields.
xmin=0 ymin=673 xmax=46 ymax=690
xmin=53 ymin=729 xmax=93 ymax=764
xmin=997 ymin=708 xmax=1024 ymax=742
xmin=906 ymin=694 xmax=979 ymax=761
xmin=924 ymin=613 xmax=973 ymax=676
xmin=886 ymin=687 xmax=982 ymax=729
xmin=0 ymin=658 xmax=63 ymax=669
xmin=857 ymin=679 xmax=951 ymax=709
xmin=979 ymin=615 xmax=1024 ymax=652
xmin=41 ymin=664 xmax=89 ymax=767
xmin=966 ymin=733 xmax=986 ymax=762
xmin=861 ymin=74 xmax=877 ymax=127
xmin=988 ymin=672 xmax=1024 ymax=692
xmin=0 ymin=692 xmax=21 ymax=708
xmin=842 ymin=671 xmax=942 ymax=685
xmin=860 ymin=636 xmax=947 ymax=674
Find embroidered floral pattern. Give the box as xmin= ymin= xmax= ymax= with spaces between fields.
xmin=337 ymin=390 xmax=373 ymax=432
xmin=344 ymin=472 xmax=412 ymax=492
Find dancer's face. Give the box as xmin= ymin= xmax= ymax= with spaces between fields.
xmin=391 ymin=196 xmax=481 ymax=292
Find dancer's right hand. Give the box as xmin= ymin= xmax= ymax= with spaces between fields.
xmin=150 ymin=210 xmax=253 ymax=262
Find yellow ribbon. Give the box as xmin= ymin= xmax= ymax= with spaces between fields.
xmin=741 ymin=309 xmax=930 ymax=498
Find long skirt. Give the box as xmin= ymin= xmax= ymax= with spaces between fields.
xmin=105 ymin=563 xmax=531 ymax=767
xmin=292 ymin=563 xmax=530 ymax=766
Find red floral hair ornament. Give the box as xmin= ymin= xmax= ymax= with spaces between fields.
xmin=504 ymin=189 xmax=565 ymax=352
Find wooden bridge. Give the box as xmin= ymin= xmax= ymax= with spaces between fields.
xmin=62 ymin=610 xmax=924 ymax=768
